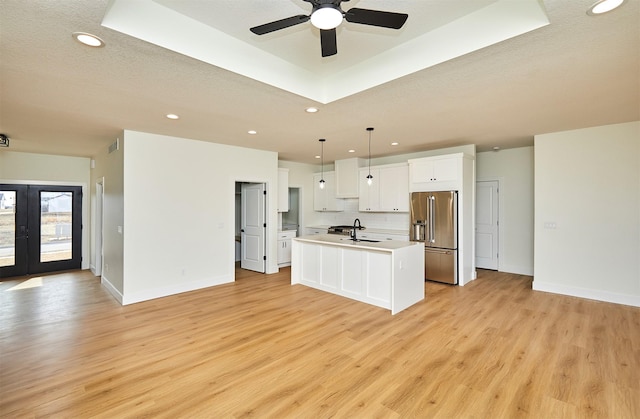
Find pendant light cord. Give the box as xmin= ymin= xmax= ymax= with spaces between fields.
xmin=366 ymin=127 xmax=374 ymax=185
xmin=368 ymin=130 xmax=371 ymax=176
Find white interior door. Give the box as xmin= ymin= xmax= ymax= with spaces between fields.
xmin=476 ymin=180 xmax=499 ymax=270
xmin=241 ymin=183 xmax=266 ymax=272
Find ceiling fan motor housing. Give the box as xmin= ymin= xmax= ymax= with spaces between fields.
xmin=251 ymin=0 xmax=407 ymax=57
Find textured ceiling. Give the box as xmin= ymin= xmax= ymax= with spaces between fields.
xmin=0 ymin=0 xmax=638 ymax=165
xmin=103 ymin=0 xmax=549 ymax=103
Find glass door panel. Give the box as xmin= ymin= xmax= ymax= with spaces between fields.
xmin=0 ymin=191 xmax=17 ymax=267
xmin=0 ymin=185 xmax=28 ymax=278
xmin=40 ymin=191 xmax=73 ymax=263
xmin=28 ymin=186 xmax=82 ymax=275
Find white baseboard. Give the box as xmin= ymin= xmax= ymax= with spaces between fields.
xmin=532 ymin=280 xmax=640 ymax=307
xmin=101 ymin=275 xmax=123 ymax=304
xmin=121 ymin=274 xmax=233 ymax=305
xmin=500 ymin=264 xmax=534 ymax=276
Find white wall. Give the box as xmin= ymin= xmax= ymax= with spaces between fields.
xmin=534 ymin=122 xmax=639 ymax=306
xmin=121 ymin=130 xmax=278 ymax=304
xmin=477 ymin=146 xmax=534 ymax=275
xmin=0 ymin=150 xmax=91 ymax=270
xmin=90 ymin=135 xmax=125 ymax=300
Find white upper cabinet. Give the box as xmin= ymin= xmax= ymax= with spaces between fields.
xmin=378 ymin=165 xmax=409 ymax=212
xmin=313 ymin=171 xmax=344 ymax=211
xmin=277 ymin=168 xmax=289 ymax=212
xmin=335 ymin=158 xmax=363 ymax=198
xmin=359 ymin=163 xmax=409 ymax=212
xmin=359 ymin=167 xmax=380 ymax=212
xmin=408 ymin=154 xmax=463 ymax=192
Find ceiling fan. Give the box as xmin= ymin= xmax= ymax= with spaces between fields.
xmin=249 ymin=0 xmax=408 ymax=57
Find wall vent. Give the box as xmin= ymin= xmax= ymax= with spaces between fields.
xmin=108 ymin=138 xmax=120 ymax=154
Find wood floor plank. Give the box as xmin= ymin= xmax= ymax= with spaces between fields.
xmin=1 ymin=268 xmax=639 ymax=418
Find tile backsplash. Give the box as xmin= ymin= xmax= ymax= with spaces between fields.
xmin=314 ymin=199 xmax=409 ymax=231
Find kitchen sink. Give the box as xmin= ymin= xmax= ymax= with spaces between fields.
xmin=340 ymin=238 xmax=380 ymax=243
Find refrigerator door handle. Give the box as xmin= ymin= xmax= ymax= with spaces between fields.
xmin=425 ymin=249 xmax=452 ymax=255
xmin=429 ymin=196 xmax=435 ymax=243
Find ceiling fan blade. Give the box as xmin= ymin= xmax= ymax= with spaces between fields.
xmin=250 ymin=15 xmax=310 ymax=35
xmin=344 ymin=8 xmax=408 ymax=29
xmin=320 ymin=28 xmax=337 ymax=57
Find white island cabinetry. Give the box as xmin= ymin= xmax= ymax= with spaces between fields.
xmin=291 ymin=235 xmax=424 ymax=314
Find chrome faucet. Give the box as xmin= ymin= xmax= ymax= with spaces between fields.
xmin=352 ymin=218 xmax=361 ymax=240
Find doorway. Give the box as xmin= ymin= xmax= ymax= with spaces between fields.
xmin=475 ymin=180 xmax=499 ymax=270
xmin=282 ymin=187 xmax=301 ymax=231
xmin=94 ymin=179 xmax=104 ymax=277
xmin=235 ymin=182 xmax=266 ymax=273
xmin=0 ymin=184 xmax=82 ymax=277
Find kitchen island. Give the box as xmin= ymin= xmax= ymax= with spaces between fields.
xmin=291 ymin=234 xmax=424 ymax=314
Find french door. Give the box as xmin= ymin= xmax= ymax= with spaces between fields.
xmin=0 ymin=184 xmax=82 ymax=278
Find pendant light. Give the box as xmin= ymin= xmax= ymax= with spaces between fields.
xmin=319 ymin=138 xmax=326 ymax=189
xmin=366 ymin=127 xmax=374 ymax=186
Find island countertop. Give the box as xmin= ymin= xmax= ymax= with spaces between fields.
xmin=294 ymin=234 xmax=419 ymax=251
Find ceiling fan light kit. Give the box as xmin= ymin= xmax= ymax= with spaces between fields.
xmin=310 ymin=5 xmax=343 ymax=30
xmin=250 ymin=0 xmax=408 ymax=57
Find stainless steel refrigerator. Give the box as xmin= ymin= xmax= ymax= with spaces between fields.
xmin=410 ymin=191 xmax=458 ymax=284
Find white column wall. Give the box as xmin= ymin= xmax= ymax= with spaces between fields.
xmin=534 ymin=121 xmax=639 ymax=306
xmin=121 ymin=130 xmax=278 ymax=304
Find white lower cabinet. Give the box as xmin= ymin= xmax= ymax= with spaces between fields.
xmin=277 ymin=230 xmax=296 ymax=267
xmin=306 ymin=227 xmax=327 ymax=235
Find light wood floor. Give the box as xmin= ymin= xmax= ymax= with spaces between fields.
xmin=1 ymin=268 xmax=638 ymax=418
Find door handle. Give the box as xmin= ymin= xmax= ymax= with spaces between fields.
xmin=241 ymin=229 xmax=245 ymax=232
xmin=425 ymin=249 xmax=452 ymax=255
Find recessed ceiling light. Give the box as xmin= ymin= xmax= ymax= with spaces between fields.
xmin=493 ymin=146 xmax=500 ymax=151
xmin=587 ymin=0 xmax=625 ymax=15
xmin=315 ymin=155 xmax=321 ymax=159
xmin=72 ymin=32 xmax=105 ymax=47
xmin=348 ymin=149 xmax=355 ymax=153
xmin=166 ymin=114 xmax=179 ymax=120
xmin=305 ymin=107 xmax=319 ymax=113
xmin=248 ymin=130 xmax=257 ymax=135
xmin=391 ymin=142 xmax=399 ymax=146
